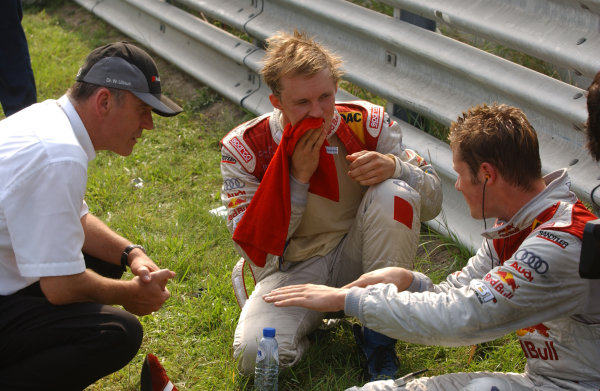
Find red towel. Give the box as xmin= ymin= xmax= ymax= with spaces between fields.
xmin=233 ymin=117 xmax=338 ymax=267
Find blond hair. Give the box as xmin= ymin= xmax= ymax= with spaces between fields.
xmin=260 ymin=30 xmax=343 ymax=97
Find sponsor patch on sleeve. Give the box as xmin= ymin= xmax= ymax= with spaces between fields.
xmin=535 ymin=230 xmax=569 ymax=249
xmin=221 ymin=155 xmax=237 ymax=164
xmin=470 ymin=280 xmax=496 ymax=304
xmin=229 ymin=136 xmax=252 ymax=163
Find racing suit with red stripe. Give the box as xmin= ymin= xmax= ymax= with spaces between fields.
xmin=345 ymin=169 xmax=600 ymax=390
xmin=220 ymin=101 xmax=442 ymax=374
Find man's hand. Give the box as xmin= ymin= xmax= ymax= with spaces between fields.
xmin=347 ymin=151 xmax=395 ymax=186
xmin=290 ymin=126 xmax=327 ymax=183
xmin=128 ymin=249 xmax=161 ymax=283
xmin=263 ymin=284 xmax=347 ymax=312
xmin=122 ymin=269 xmax=176 ymax=316
xmin=343 ymin=267 xmax=413 ymax=292
xmin=40 ymin=268 xmax=176 ymax=316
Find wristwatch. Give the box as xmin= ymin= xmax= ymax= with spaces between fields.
xmin=120 ymin=244 xmax=146 ymax=270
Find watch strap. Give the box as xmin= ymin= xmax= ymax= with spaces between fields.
xmin=121 ymin=244 xmax=146 ymax=270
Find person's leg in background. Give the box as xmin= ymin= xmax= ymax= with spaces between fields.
xmin=0 ymin=0 xmax=37 ymax=117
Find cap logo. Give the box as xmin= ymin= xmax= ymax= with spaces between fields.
xmin=76 ymin=44 xmax=182 ymax=116
xmin=105 ymin=77 xmax=132 ymax=87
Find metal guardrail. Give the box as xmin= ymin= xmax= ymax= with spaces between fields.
xmin=73 ymin=0 xmax=600 ymax=251
xmin=380 ymin=0 xmax=600 ymax=81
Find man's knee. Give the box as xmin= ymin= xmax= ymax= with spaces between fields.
xmin=99 ymin=307 xmax=143 ymax=371
xmin=365 ymin=180 xmax=421 ymax=224
xmin=234 ymin=333 xmax=305 ymax=376
xmin=234 ymin=338 xmax=259 ymax=376
xmin=371 ymin=179 xmax=420 ymax=207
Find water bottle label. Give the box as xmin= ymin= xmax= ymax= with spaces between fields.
xmin=256 ymin=349 xmax=265 ymax=362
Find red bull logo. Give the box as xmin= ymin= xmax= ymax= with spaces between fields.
xmin=519 ymin=340 xmax=559 ymax=361
xmin=483 ymin=272 xmax=515 ymax=299
xmin=228 ymin=206 xmax=246 ymax=221
xmin=516 ymin=323 xmax=550 ymax=338
xmin=497 ymin=270 xmax=519 ymax=291
xmin=517 ymin=324 xmax=558 ymax=361
xmin=227 ymin=198 xmax=244 ymax=208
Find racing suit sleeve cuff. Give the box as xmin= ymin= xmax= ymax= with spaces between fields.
xmin=387 ymin=154 xmax=403 ymax=179
xmin=344 ymin=286 xmax=366 ymax=320
xmin=290 ymin=174 xmax=309 ymax=207
xmin=407 ymin=271 xmax=434 ymax=293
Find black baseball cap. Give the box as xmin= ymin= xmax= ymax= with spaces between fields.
xmin=76 ymin=42 xmax=183 ymax=117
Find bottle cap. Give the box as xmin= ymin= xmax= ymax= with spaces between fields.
xmin=263 ymin=327 xmax=276 ymax=338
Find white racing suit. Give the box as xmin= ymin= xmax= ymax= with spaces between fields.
xmin=345 ymin=169 xmax=600 ymax=390
xmin=220 ymin=101 xmax=442 ymax=374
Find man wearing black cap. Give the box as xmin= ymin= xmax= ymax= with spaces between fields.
xmin=0 ymin=42 xmax=182 ymax=389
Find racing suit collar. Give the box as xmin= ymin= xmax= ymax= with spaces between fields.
xmin=482 ymin=169 xmax=575 ymax=240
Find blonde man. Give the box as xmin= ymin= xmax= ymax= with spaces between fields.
xmin=265 ymin=103 xmax=600 ymax=390
xmin=220 ymin=31 xmax=442 ymax=378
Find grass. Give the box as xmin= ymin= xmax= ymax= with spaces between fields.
xmin=4 ymin=2 xmax=526 ymax=389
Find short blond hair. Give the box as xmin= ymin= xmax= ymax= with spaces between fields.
xmin=260 ymin=30 xmax=343 ymax=97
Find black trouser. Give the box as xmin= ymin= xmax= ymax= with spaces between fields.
xmin=0 ymin=0 xmax=37 ymax=116
xmin=0 ymin=254 xmax=143 ymax=390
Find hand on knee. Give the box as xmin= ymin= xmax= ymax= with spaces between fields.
xmin=344 ymin=267 xmax=413 ymax=292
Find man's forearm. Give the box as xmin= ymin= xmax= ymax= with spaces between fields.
xmin=81 ymin=213 xmax=134 ymax=266
xmin=40 ymin=269 xmax=129 ymax=306
xmin=40 ymin=268 xmax=174 ymax=316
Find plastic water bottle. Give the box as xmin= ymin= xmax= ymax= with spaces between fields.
xmin=254 ymin=327 xmax=279 ymax=390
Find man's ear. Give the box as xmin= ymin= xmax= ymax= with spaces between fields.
xmin=269 ymin=93 xmax=282 ymax=110
xmin=480 ymin=162 xmax=496 ymax=184
xmin=96 ymin=88 xmax=112 ymax=116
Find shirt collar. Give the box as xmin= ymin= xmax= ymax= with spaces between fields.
xmin=481 ymin=169 xmax=574 ymax=239
xmin=57 ymin=95 xmax=96 ymax=162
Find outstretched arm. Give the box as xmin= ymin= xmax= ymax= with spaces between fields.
xmin=343 ymin=267 xmax=413 ymax=291
xmin=263 ymin=284 xmax=348 ymax=312
xmin=263 ymin=267 xmax=414 ymax=311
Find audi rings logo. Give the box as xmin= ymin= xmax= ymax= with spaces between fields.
xmin=223 ymin=178 xmax=245 ymax=191
xmin=514 ymin=250 xmax=549 ymax=274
